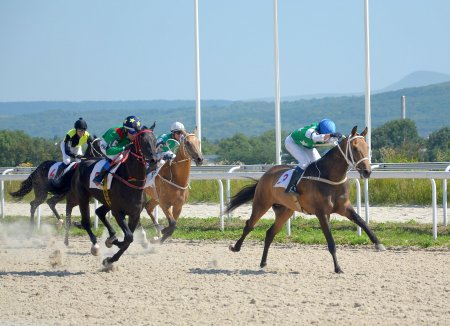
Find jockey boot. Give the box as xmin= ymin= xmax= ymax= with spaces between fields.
xmin=285 ymin=166 xmax=304 ymax=194
xmin=93 ymin=161 xmax=111 ymax=186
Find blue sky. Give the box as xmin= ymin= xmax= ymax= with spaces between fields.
xmin=1 ymin=0 xmax=450 ymax=101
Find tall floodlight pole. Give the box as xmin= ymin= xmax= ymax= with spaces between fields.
xmin=194 ymin=0 xmax=202 ymax=149
xmin=363 ymin=0 xmax=372 ymax=223
xmin=273 ymin=0 xmax=281 ymax=164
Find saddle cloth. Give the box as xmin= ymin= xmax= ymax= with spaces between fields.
xmin=144 ymin=165 xmax=163 ymax=189
xmin=274 ymin=169 xmax=296 ymax=189
xmin=89 ymin=159 xmax=121 ymax=190
xmin=48 ymin=162 xmax=77 ymax=179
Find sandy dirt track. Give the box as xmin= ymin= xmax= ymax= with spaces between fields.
xmin=0 ymin=229 xmax=450 ymax=326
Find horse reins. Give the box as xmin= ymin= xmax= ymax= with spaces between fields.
xmin=302 ymin=134 xmax=369 ymax=185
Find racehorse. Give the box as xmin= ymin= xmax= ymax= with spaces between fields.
xmin=226 ymin=126 xmax=385 ymax=273
xmin=9 ymin=138 xmax=103 ymax=228
xmin=144 ymin=131 xmax=204 ymax=243
xmin=48 ymin=125 xmax=158 ymax=266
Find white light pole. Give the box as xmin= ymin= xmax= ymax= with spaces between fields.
xmin=194 ymin=0 xmax=202 ymax=148
xmin=273 ymin=0 xmax=281 ymax=164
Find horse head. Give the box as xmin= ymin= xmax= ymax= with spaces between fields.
xmin=347 ymin=126 xmax=371 ymax=178
xmin=180 ymin=130 xmax=204 ymax=166
xmin=85 ymin=136 xmax=104 ymax=158
xmin=133 ymin=122 xmax=159 ymax=170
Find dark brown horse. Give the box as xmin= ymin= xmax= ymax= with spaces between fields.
xmin=144 ymin=131 xmax=204 ymax=243
xmin=226 ymin=126 xmax=385 ymax=273
xmin=48 ymin=125 xmax=158 ymax=266
xmin=9 ymin=138 xmax=103 ymax=228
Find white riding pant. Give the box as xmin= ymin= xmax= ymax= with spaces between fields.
xmin=60 ymin=141 xmax=82 ymax=165
xmin=284 ymin=135 xmax=321 ymax=170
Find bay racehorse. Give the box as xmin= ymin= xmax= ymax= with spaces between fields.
xmin=9 ymin=138 xmax=103 ymax=228
xmin=48 ymin=125 xmax=158 ymax=266
xmin=144 ymin=131 xmax=204 ymax=243
xmin=226 ymin=126 xmax=385 ymax=273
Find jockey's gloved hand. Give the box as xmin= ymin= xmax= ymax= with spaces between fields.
xmin=330 ymin=132 xmax=342 ymax=139
xmin=163 ymin=153 xmax=175 ymax=161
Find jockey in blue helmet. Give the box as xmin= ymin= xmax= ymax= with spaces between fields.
xmin=284 ymin=118 xmax=342 ymax=194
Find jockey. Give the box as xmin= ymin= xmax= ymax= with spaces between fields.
xmin=156 ymin=121 xmax=186 ymax=165
xmin=93 ymin=115 xmax=142 ymax=185
xmin=55 ymin=117 xmax=93 ymax=179
xmin=284 ymin=118 xmax=342 ymax=194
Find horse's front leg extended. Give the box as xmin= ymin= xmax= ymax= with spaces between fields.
xmin=317 ymin=213 xmax=343 ymax=273
xmin=95 ymin=205 xmax=117 ymax=248
xmin=344 ymin=206 xmax=385 ymax=251
xmin=103 ymin=212 xmax=136 ymax=266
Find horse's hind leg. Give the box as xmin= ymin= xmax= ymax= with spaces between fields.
xmin=229 ymin=200 xmax=272 ymax=253
xmin=344 ymin=206 xmax=385 ymax=251
xmin=145 ymin=197 xmax=163 ymax=238
xmin=260 ymin=205 xmax=293 ymax=268
xmin=29 ymin=189 xmax=47 ymax=229
xmin=317 ymin=213 xmax=343 ymax=273
xmin=47 ymin=194 xmax=65 ymax=227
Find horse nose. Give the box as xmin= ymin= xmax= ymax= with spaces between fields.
xmin=362 ymin=169 xmax=371 ymax=178
xmin=196 ymin=157 xmax=204 ymax=166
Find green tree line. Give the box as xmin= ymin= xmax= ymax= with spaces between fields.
xmin=0 ymin=119 xmax=448 ymax=166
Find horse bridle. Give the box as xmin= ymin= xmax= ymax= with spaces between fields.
xmin=129 ymin=129 xmax=155 ymax=166
xmin=168 ymin=133 xmax=197 ymax=165
xmin=336 ymin=134 xmax=370 ymax=172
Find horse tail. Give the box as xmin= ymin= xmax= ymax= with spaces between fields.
xmin=47 ymin=169 xmax=76 ymax=196
xmin=9 ymin=175 xmax=33 ymax=198
xmin=226 ymin=181 xmax=258 ymax=213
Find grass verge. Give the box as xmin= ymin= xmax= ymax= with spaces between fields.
xmin=2 ymin=215 xmax=450 ymax=248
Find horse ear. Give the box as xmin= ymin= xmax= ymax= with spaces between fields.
xmin=149 ymin=121 xmax=156 ymax=131
xmin=351 ymin=126 xmax=358 ymax=136
xmin=361 ymin=126 xmax=368 ymax=137
xmin=193 ymin=126 xmax=198 ymax=135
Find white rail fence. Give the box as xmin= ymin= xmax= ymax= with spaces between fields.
xmin=1 ymin=164 xmax=449 ymax=239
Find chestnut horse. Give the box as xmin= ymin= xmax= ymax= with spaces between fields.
xmin=144 ymin=131 xmax=204 ymax=243
xmin=226 ymin=126 xmax=385 ymax=273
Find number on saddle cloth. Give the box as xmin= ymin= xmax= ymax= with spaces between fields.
xmin=48 ymin=161 xmax=77 ymax=179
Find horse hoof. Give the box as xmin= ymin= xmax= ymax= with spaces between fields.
xmin=105 ymin=235 xmax=117 ymax=248
xmin=375 ymin=243 xmax=386 ymax=251
xmin=103 ymin=258 xmax=111 ymax=267
xmin=229 ymin=245 xmax=239 ymax=252
xmin=141 ymin=241 xmax=149 ymax=249
xmin=91 ymin=243 xmax=100 ymax=256
xmin=150 ymin=237 xmax=161 ymax=244
xmin=56 ymin=219 xmax=64 ymax=228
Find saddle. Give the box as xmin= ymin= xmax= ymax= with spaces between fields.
xmin=48 ymin=162 xmax=77 ymax=179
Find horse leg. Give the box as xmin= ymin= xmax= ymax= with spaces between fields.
xmin=260 ymin=206 xmax=293 ymax=268
xmin=159 ymin=205 xmax=176 ymax=244
xmin=29 ymin=189 xmax=47 ymax=231
xmin=145 ymin=197 xmax=163 ymax=238
xmin=47 ymin=194 xmax=65 ymax=227
xmin=63 ymin=201 xmax=76 ymax=246
xmin=103 ymin=212 xmax=136 ymax=266
xmin=95 ymin=205 xmax=117 ymax=248
xmin=229 ymin=200 xmax=272 ymax=253
xmin=317 ymin=213 xmax=343 ymax=273
xmin=78 ymin=196 xmax=99 ymax=256
xmin=344 ymin=206 xmax=385 ymax=251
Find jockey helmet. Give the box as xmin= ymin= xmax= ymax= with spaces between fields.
xmin=318 ymin=119 xmax=336 ymax=134
xmin=74 ymin=117 xmax=87 ymax=130
xmin=123 ymin=116 xmax=142 ymax=135
xmin=170 ymin=121 xmax=185 ymax=132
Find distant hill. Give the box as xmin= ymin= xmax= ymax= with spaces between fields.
xmin=0 ymin=81 xmax=449 ymax=141
xmin=376 ymin=71 xmax=450 ymax=93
